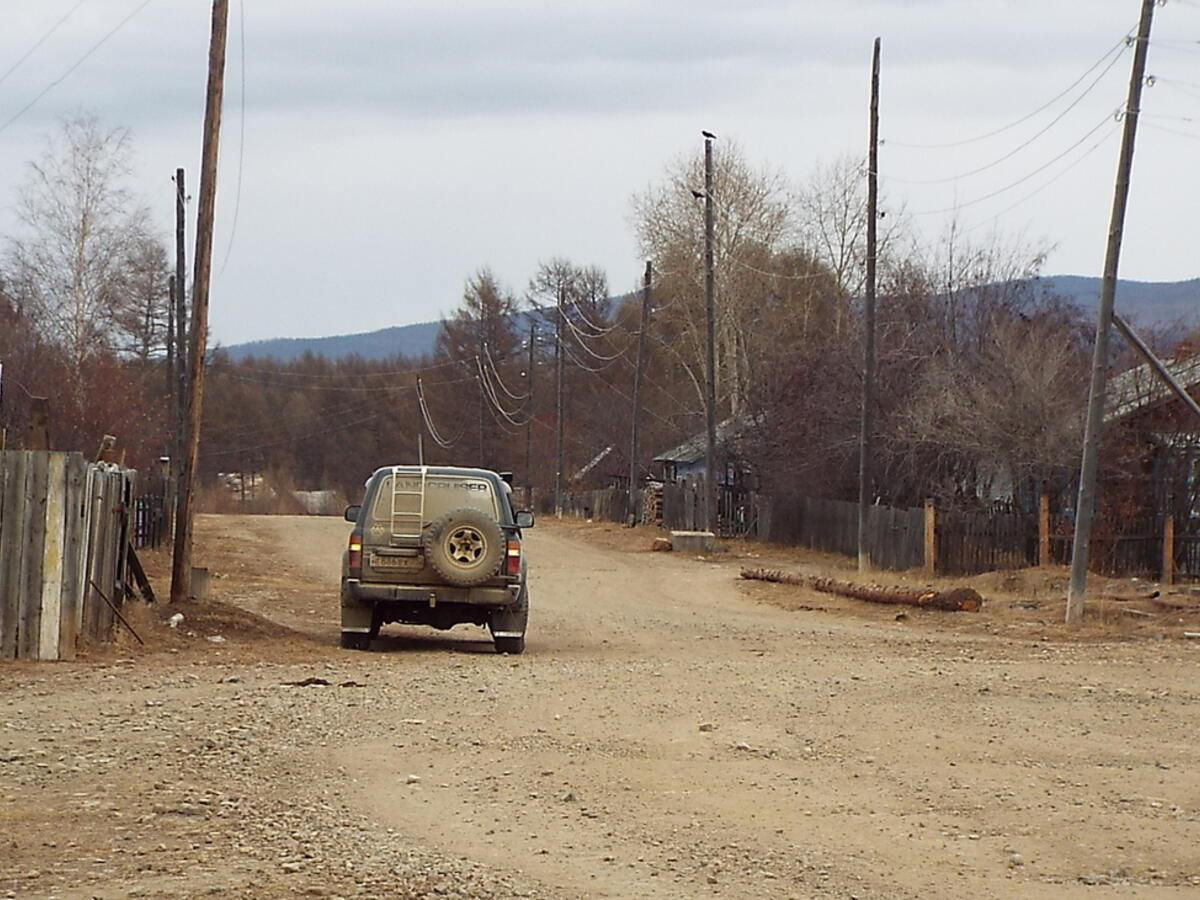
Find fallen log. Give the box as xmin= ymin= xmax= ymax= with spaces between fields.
xmin=740 ymin=568 xmax=983 ymax=612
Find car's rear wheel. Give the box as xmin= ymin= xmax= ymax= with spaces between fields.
xmin=340 ymin=631 xmax=371 ymax=651
xmin=493 ymin=635 xmax=525 ymax=655
xmin=490 ymin=586 xmax=529 ymax=655
xmin=423 ymin=508 xmax=505 ymax=587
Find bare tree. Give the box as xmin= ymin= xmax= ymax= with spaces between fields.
xmin=631 ymin=141 xmax=803 ymax=419
xmin=113 ymin=236 xmax=172 ymax=362
xmin=4 ymin=113 xmax=154 ymax=378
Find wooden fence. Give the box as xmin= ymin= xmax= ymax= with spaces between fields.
xmin=555 ymin=482 xmax=1193 ymax=580
xmin=0 ymin=451 xmax=136 ymax=661
xmin=556 ymin=487 xmax=630 ymax=524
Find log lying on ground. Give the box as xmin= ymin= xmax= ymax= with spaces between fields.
xmin=740 ymin=568 xmax=983 ymax=612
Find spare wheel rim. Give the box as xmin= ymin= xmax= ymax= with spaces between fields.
xmin=446 ymin=526 xmax=486 ymax=565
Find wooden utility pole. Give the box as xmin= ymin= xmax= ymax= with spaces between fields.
xmin=554 ymin=284 xmax=565 ymax=516
xmin=858 ymin=37 xmax=881 ymax=573
xmin=170 ymin=0 xmax=229 ymax=604
xmin=703 ymin=131 xmax=717 ymax=534
xmin=166 ymin=274 xmax=175 ymax=398
xmin=1066 ymin=0 xmax=1156 ymax=624
xmin=627 ymin=261 xmax=652 ymax=525
xmin=524 ymin=322 xmax=535 ymax=509
xmin=173 ymin=168 xmax=188 ymax=474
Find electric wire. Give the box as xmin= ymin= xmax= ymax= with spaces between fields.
xmin=0 ymin=0 xmax=90 ymax=89
xmin=217 ymin=368 xmax=477 ymax=393
xmin=564 ymin=344 xmax=618 ymax=374
xmin=0 ymin=0 xmax=156 ymax=136
xmin=883 ymin=32 xmax=1131 ymax=149
xmin=218 ymin=0 xmax=246 ymax=276
xmin=475 ymin=355 xmax=529 ymax=425
xmin=204 ymin=393 xmax=380 ymax=442
xmin=416 ymin=376 xmax=463 ymax=449
xmin=883 ymin=46 xmax=1127 ymax=185
xmin=962 ymin=121 xmax=1119 ymax=235
xmin=224 ymin=356 xmax=463 ymax=379
xmin=1143 ymin=120 xmax=1200 ymax=139
xmin=565 ymin=299 xmax=619 ymax=336
xmin=562 ymin=314 xmax=627 ymax=361
xmin=201 ymin=406 xmax=388 ymax=459
xmin=481 ymin=342 xmax=528 ymax=401
xmin=908 ymin=113 xmax=1119 ymax=216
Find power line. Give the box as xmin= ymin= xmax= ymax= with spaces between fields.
xmin=217 ymin=368 xmax=476 ymax=393
xmin=1143 ymin=119 xmax=1200 ymax=139
xmin=884 ymin=46 xmax=1126 ymax=185
xmin=218 ymin=0 xmax=247 ymax=276
xmin=563 ymin=314 xmax=627 ymax=361
xmin=963 ymin=123 xmax=1119 ymax=235
xmin=0 ymin=0 xmax=90 ymax=90
xmin=201 ymin=405 xmax=386 ymax=459
xmin=481 ymin=342 xmax=528 ymax=400
xmin=222 ymin=355 xmax=463 ymax=379
xmin=883 ymin=32 xmax=1130 ymax=149
xmin=908 ymin=113 xmax=1119 ymax=216
xmin=0 ymin=0 xmax=156 ymax=136
xmin=416 ymin=375 xmax=464 ymax=448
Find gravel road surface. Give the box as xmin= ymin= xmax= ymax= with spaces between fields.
xmin=2 ymin=514 xmax=1198 ymax=899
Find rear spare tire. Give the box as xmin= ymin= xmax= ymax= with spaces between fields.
xmin=423 ymin=507 xmax=505 ymax=588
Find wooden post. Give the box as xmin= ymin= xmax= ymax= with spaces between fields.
xmin=923 ymin=498 xmax=936 ymax=576
xmin=171 ymin=0 xmax=229 ymax=603
xmin=26 ymin=397 xmax=49 ymax=450
xmin=1038 ymin=493 xmax=1051 ymax=567
xmin=1162 ymin=514 xmax=1175 ymax=586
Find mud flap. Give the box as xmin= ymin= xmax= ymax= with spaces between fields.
xmin=489 ymin=586 xmax=529 ymax=639
xmin=340 ymin=581 xmax=373 ymax=633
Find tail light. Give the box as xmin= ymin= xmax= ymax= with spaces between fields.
xmin=348 ymin=533 xmax=362 ymax=569
xmin=505 ymin=539 xmax=521 ymax=576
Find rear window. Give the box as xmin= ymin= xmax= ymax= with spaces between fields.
xmin=368 ymin=474 xmax=498 ymax=525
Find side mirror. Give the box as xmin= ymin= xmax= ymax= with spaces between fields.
xmin=344 ymin=504 xmax=361 ymax=523
xmin=515 ymin=510 xmax=534 ymax=528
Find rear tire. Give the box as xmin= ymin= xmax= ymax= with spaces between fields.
xmin=493 ymin=635 xmax=525 ymax=655
xmin=490 ymin=585 xmax=529 ymax=655
xmin=340 ymin=631 xmax=371 ymax=651
xmin=423 ymin=508 xmax=505 ymax=588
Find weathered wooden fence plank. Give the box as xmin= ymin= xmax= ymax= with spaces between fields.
xmin=37 ymin=453 xmax=66 ymax=660
xmin=18 ymin=453 xmax=49 ymax=659
xmin=0 ymin=454 xmax=24 ymax=659
xmin=58 ymin=454 xmax=88 ymax=660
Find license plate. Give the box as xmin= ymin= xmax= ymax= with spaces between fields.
xmin=371 ymin=554 xmax=422 ymax=570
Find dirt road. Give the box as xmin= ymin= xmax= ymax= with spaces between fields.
xmin=2 ymin=514 xmax=1199 ymax=899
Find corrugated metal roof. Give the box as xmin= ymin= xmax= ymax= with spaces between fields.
xmin=1104 ymin=354 xmax=1200 ymax=423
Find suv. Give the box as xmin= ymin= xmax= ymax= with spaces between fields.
xmin=340 ymin=466 xmax=533 ymax=654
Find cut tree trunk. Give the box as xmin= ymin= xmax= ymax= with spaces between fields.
xmin=740 ymin=568 xmax=982 ymax=612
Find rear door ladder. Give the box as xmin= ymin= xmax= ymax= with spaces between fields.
xmin=390 ymin=465 xmax=428 ymax=543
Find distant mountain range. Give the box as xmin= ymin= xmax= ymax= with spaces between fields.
xmin=221 ymin=276 xmax=1199 ymax=363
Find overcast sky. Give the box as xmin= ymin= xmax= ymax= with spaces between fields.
xmin=1 ymin=0 xmax=1197 ymax=345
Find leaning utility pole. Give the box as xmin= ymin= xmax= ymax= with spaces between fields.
xmin=1066 ymin=0 xmax=1156 ymax=625
xmin=703 ymin=131 xmax=717 ymax=534
xmin=554 ymin=284 xmax=565 ymax=516
xmin=627 ymin=261 xmax=652 ymax=525
xmin=173 ymin=168 xmax=188 ymax=474
xmin=858 ymin=38 xmax=881 ymax=573
xmin=171 ymin=0 xmax=229 ymax=604
xmin=524 ymin=322 xmax=536 ymax=509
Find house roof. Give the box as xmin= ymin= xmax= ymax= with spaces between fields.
xmin=653 ymin=416 xmax=756 ymax=464
xmin=1104 ymin=354 xmax=1200 ymax=424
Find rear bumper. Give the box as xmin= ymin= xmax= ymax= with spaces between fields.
xmin=343 ymin=579 xmax=519 ymax=607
